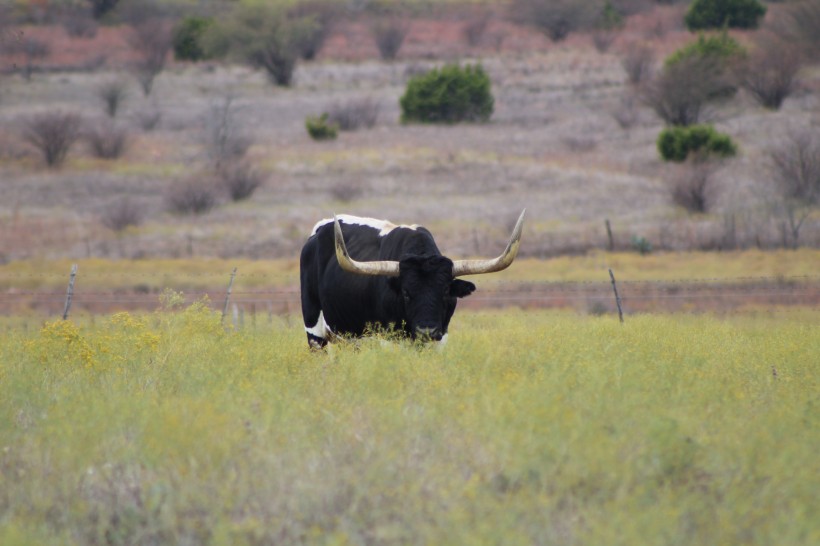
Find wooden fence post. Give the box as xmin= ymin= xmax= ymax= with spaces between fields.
xmin=62 ymin=264 xmax=78 ymax=320
xmin=608 ymin=268 xmax=624 ymax=324
xmin=605 ymin=219 xmax=614 ymax=251
xmin=221 ymin=267 xmax=237 ymax=324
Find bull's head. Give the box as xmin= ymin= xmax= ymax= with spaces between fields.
xmin=333 ymin=210 xmax=526 ymax=341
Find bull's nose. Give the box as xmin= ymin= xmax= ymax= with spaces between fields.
xmin=415 ymin=326 xmax=443 ymax=341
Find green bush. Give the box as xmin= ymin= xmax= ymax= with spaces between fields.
xmin=657 ymin=124 xmax=738 ymax=162
xmin=665 ymin=31 xmax=745 ymax=68
xmin=685 ymin=0 xmax=766 ymax=31
xmin=400 ymin=64 xmax=494 ymax=124
xmin=305 ymin=113 xmax=338 ymax=140
xmin=173 ymin=16 xmax=215 ymax=62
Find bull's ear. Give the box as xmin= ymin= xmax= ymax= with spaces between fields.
xmin=451 ymin=279 xmax=475 ymax=298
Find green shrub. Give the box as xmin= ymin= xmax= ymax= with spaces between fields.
xmin=173 ymin=16 xmax=215 ymax=62
xmin=657 ymin=124 xmax=737 ymax=162
xmin=685 ymin=0 xmax=766 ymax=31
xmin=400 ymin=64 xmax=494 ymax=124
xmin=305 ymin=113 xmax=338 ymax=140
xmin=665 ymin=31 xmax=745 ymax=68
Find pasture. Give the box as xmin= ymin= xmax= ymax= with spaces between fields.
xmin=1 ymin=304 xmax=818 ymax=545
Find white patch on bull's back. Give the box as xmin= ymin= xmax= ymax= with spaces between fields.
xmin=311 ymin=215 xmax=418 ymax=237
xmin=305 ymin=310 xmax=332 ymax=340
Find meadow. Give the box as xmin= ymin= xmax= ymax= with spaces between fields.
xmin=1 ymin=302 xmax=818 ymax=545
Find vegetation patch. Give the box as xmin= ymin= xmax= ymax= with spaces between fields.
xmin=0 ymin=307 xmax=817 ymax=545
xmin=657 ymin=124 xmax=737 ymax=162
xmin=400 ymin=64 xmax=494 ymax=124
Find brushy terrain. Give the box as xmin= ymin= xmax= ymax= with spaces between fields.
xmin=1 ymin=301 xmax=817 ymax=545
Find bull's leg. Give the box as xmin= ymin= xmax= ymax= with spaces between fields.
xmin=303 ymin=307 xmax=331 ymax=349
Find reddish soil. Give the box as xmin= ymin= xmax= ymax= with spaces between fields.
xmin=0 ymin=7 xmax=694 ymax=73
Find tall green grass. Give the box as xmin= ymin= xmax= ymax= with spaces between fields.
xmin=1 ymin=303 xmax=817 ymax=545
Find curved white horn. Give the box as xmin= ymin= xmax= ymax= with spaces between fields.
xmin=334 ymin=216 xmax=401 ymax=277
xmin=452 ymin=209 xmax=525 ymax=277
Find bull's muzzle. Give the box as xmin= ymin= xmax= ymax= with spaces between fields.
xmin=415 ymin=326 xmax=443 ymax=342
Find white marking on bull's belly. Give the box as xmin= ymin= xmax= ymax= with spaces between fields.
xmin=438 ymin=334 xmax=448 ymax=347
xmin=305 ymin=310 xmax=332 ymax=339
xmin=311 ymin=215 xmax=418 ymax=237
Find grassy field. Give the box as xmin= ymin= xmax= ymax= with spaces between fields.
xmin=2 ymin=249 xmax=818 ymax=290
xmin=1 ymin=304 xmax=817 ymax=545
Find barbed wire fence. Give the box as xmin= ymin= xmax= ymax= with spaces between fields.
xmin=1 ymin=264 xmax=819 ymax=331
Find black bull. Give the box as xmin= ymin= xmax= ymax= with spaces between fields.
xmin=299 ymin=211 xmax=525 ymax=348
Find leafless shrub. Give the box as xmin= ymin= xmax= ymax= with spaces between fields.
xmin=769 ymin=0 xmax=820 ymax=63
xmin=22 ymin=111 xmax=83 ymax=168
xmin=60 ymin=6 xmax=98 ymax=38
xmin=135 ymin=106 xmax=162 ymax=131
xmin=217 ymin=161 xmax=265 ymax=202
xmin=101 ymin=198 xmax=144 ymax=232
xmin=592 ymin=28 xmax=617 ymax=53
xmin=463 ymin=11 xmax=492 ymax=47
xmin=97 ymin=79 xmax=128 ymax=118
xmin=562 ymin=135 xmax=598 ymax=153
xmin=3 ymin=35 xmax=50 ymax=80
xmin=669 ymin=158 xmax=720 ymax=213
xmin=330 ymin=180 xmax=365 ymax=202
xmin=87 ymin=0 xmax=121 ymax=20
xmin=126 ymin=10 xmax=173 ymax=95
xmin=205 ymin=96 xmax=253 ymax=166
xmin=641 ymin=55 xmax=730 ymax=126
xmin=372 ymin=18 xmax=409 ymax=60
xmin=739 ymin=34 xmax=801 ymax=110
xmin=769 ymin=129 xmax=820 ymax=247
xmin=621 ymin=41 xmax=655 ymax=86
xmin=85 ymin=120 xmax=129 ymax=159
xmin=288 ymin=0 xmax=340 ymax=60
xmin=611 ymin=94 xmax=640 ymax=131
xmin=326 ymin=97 xmax=380 ymax=131
xmin=509 ymin=0 xmax=596 ymax=42
xmin=165 ymin=175 xmax=219 ymax=215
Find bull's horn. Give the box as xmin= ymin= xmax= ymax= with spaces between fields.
xmin=452 ymin=209 xmax=525 ymax=277
xmin=334 ymin=215 xmax=401 ymax=277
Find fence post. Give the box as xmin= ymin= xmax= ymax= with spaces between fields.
xmin=605 ymin=219 xmax=614 ymax=251
xmin=221 ymin=267 xmax=237 ymax=323
xmin=608 ymin=268 xmax=624 ymax=324
xmin=62 ymin=263 xmax=78 ymax=320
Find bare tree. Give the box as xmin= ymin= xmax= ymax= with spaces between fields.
xmin=739 ymin=34 xmax=801 ymax=110
xmin=769 ymin=0 xmax=820 ymax=63
xmin=669 ymin=158 xmax=721 ymax=213
xmin=509 ymin=0 xmax=596 ymax=42
xmin=101 ymin=197 xmax=144 ymax=232
xmin=96 ymin=79 xmax=129 ymax=117
xmin=218 ymin=161 xmax=265 ymax=202
xmin=166 ymin=175 xmax=219 ymax=215
xmin=127 ymin=14 xmax=173 ymax=95
xmin=86 ymin=0 xmax=121 ymax=20
xmin=85 ymin=119 xmax=129 ymax=159
xmin=769 ymin=129 xmax=820 ymax=247
xmin=621 ymin=41 xmax=655 ymax=86
xmin=462 ymin=10 xmax=493 ymax=48
xmin=22 ymin=112 xmax=83 ymax=168
xmin=3 ymin=34 xmax=51 ymax=81
xmin=642 ymin=54 xmax=730 ymax=126
xmin=372 ymin=18 xmax=409 ymax=60
xmin=205 ymin=95 xmax=253 ymax=167
xmin=326 ymin=97 xmax=380 ymax=131
xmin=206 ymin=4 xmax=317 ymax=87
